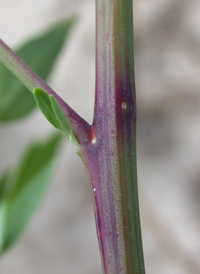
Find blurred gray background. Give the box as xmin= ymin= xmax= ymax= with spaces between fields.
xmin=0 ymin=0 xmax=200 ymax=273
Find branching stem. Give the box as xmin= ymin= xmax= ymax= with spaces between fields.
xmin=0 ymin=39 xmax=90 ymax=145
xmin=0 ymin=0 xmax=145 ymax=272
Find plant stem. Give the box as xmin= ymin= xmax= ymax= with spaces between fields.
xmin=0 ymin=39 xmax=90 ymax=145
xmin=79 ymin=0 xmax=145 ymax=273
xmin=0 ymin=0 xmax=145 ymax=271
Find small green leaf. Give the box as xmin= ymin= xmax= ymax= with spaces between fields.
xmin=49 ymin=95 xmax=71 ymax=134
xmin=33 ymin=87 xmax=79 ymax=146
xmin=33 ymin=88 xmax=60 ymax=129
xmin=49 ymin=95 xmax=79 ymax=146
xmin=0 ymin=17 xmax=76 ymax=121
xmin=0 ymin=134 xmax=62 ymax=254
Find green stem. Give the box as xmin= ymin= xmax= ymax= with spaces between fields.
xmin=0 ymin=39 xmax=50 ymax=93
xmin=0 ymin=39 xmax=90 ymax=145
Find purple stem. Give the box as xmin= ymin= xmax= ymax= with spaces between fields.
xmin=78 ymin=0 xmax=145 ymax=273
xmin=0 ymin=0 xmax=145 ymax=271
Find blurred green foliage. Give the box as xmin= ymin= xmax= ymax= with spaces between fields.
xmin=0 ymin=17 xmax=75 ymax=121
xmin=0 ymin=17 xmax=75 ymax=255
xmin=0 ymin=134 xmax=62 ymax=254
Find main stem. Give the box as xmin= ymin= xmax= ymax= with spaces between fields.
xmin=0 ymin=0 xmax=145 ymax=272
xmin=79 ymin=0 xmax=145 ymax=273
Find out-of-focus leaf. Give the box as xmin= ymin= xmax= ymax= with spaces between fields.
xmin=0 ymin=172 xmax=8 ymax=202
xmin=0 ymin=204 xmax=6 ymax=251
xmin=0 ymin=17 xmax=76 ymax=121
xmin=0 ymin=134 xmax=62 ymax=254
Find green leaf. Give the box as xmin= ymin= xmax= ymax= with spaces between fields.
xmin=49 ymin=95 xmax=71 ymax=133
xmin=49 ymin=95 xmax=79 ymax=146
xmin=33 ymin=88 xmax=60 ymax=129
xmin=0 ymin=204 xmax=6 ymax=251
xmin=0 ymin=172 xmax=8 ymax=202
xmin=33 ymin=87 xmax=79 ymax=146
xmin=0 ymin=134 xmax=62 ymax=254
xmin=0 ymin=17 xmax=76 ymax=121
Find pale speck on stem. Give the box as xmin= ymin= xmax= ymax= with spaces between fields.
xmin=91 ymin=137 xmax=96 ymax=144
xmin=122 ymin=101 xmax=127 ymax=111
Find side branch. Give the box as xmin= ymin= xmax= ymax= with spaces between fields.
xmin=0 ymin=39 xmax=90 ymax=145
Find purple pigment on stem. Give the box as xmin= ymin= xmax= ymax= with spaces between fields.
xmin=0 ymin=0 xmax=145 ymax=272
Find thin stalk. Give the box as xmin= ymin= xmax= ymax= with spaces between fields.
xmin=0 ymin=39 xmax=90 ymax=145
